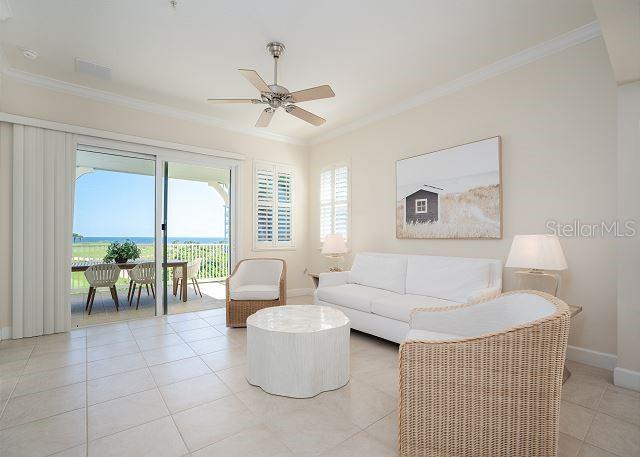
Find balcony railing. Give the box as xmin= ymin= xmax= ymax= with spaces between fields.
xmin=71 ymin=242 xmax=230 ymax=293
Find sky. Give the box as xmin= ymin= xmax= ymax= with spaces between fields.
xmin=396 ymin=136 xmax=500 ymax=199
xmin=73 ymin=170 xmax=226 ymax=238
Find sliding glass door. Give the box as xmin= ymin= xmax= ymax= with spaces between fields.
xmin=71 ymin=138 xmax=238 ymax=326
xmin=161 ymin=161 xmax=232 ymax=316
xmin=72 ymin=149 xmax=157 ymax=327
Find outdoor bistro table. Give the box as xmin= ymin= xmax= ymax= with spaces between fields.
xmin=72 ymin=260 xmax=189 ymax=302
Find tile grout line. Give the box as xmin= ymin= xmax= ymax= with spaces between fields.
xmin=130 ymin=329 xmax=192 ymax=455
xmin=0 ymin=342 xmax=37 ymax=419
xmin=574 ymin=382 xmax=608 ymax=456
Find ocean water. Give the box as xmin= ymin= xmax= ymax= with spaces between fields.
xmin=74 ymin=236 xmax=228 ymax=244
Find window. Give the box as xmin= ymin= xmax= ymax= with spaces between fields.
xmin=254 ymin=161 xmax=294 ymax=249
xmin=320 ymin=164 xmax=349 ymax=243
xmin=415 ymin=198 xmax=427 ymax=213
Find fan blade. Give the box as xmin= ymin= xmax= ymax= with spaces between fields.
xmin=286 ymin=105 xmax=325 ymax=126
xmin=207 ymin=98 xmax=261 ymax=104
xmin=255 ymin=108 xmax=275 ymax=127
xmin=238 ymin=69 xmax=272 ymax=93
xmin=290 ymin=85 xmax=335 ymax=102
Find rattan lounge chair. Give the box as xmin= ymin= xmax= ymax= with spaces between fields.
xmin=226 ymin=258 xmax=286 ymax=327
xmin=399 ymin=290 xmax=570 ymax=457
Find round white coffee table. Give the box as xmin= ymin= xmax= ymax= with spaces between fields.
xmin=246 ymin=305 xmax=350 ymax=398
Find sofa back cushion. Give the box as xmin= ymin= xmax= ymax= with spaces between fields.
xmin=350 ymin=253 xmax=407 ymax=294
xmin=405 ymin=256 xmax=491 ymax=302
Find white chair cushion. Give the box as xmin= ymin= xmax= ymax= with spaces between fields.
xmin=350 ymin=254 xmax=407 ymax=294
xmin=410 ymin=293 xmax=557 ymax=337
xmin=315 ymin=284 xmax=397 ymax=313
xmin=371 ymin=294 xmax=458 ymax=323
xmin=230 ymin=284 xmax=279 ymax=301
xmin=232 ymin=259 xmax=283 ymax=288
xmin=405 ymin=329 xmax=459 ymax=341
xmin=405 ymin=256 xmax=490 ymax=302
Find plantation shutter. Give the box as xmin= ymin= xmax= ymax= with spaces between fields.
xmin=276 ymin=171 xmax=293 ymax=245
xmin=320 ymin=169 xmax=333 ymax=243
xmin=319 ymin=164 xmax=349 ymax=243
xmin=254 ymin=161 xmax=294 ymax=249
xmin=334 ymin=166 xmax=348 ymax=241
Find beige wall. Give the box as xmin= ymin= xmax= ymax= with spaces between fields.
xmin=616 ymin=81 xmax=640 ymax=374
xmin=0 ymin=77 xmax=312 ymax=334
xmin=308 ymin=38 xmax=619 ymax=355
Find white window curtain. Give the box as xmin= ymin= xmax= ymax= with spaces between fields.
xmin=11 ymin=124 xmax=76 ymax=338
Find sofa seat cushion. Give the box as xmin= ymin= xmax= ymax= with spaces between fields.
xmin=316 ymin=284 xmax=397 ymax=313
xmin=371 ymin=294 xmax=458 ymax=323
xmin=405 ymin=329 xmax=459 ymax=341
xmin=230 ymin=284 xmax=279 ymax=301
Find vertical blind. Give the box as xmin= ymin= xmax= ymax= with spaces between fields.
xmin=254 ymin=161 xmax=294 ymax=249
xmin=11 ymin=124 xmax=76 ymax=338
xmin=320 ymin=164 xmax=349 ymax=243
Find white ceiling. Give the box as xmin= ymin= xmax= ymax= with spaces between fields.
xmin=0 ymin=0 xmax=596 ymax=143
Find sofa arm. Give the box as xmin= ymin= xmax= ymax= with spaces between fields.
xmin=318 ymin=271 xmax=350 ymax=288
xmin=465 ymin=286 xmax=502 ymax=304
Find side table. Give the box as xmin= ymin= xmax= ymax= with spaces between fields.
xmin=564 ymin=304 xmax=583 ymax=383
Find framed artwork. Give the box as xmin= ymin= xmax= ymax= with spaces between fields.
xmin=396 ymin=136 xmax=502 ymax=239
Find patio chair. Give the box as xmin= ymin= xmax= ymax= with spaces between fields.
xmin=226 ymin=258 xmax=286 ymax=327
xmin=173 ymin=258 xmax=203 ymax=299
xmin=84 ymin=264 xmax=121 ymax=315
xmin=398 ymin=290 xmax=570 ymax=457
xmin=128 ymin=262 xmax=156 ymax=310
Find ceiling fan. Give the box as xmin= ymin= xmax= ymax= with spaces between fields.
xmin=207 ymin=42 xmax=335 ymax=127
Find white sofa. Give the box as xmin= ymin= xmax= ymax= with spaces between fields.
xmin=314 ymin=252 xmax=502 ymax=343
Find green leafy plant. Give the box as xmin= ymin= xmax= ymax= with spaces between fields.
xmin=103 ymin=240 xmax=141 ymax=264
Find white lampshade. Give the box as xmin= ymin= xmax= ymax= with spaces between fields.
xmin=322 ymin=233 xmax=348 ymax=256
xmin=505 ymin=234 xmax=568 ymax=271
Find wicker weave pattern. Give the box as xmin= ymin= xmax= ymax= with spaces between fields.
xmin=399 ymin=290 xmax=570 ymax=457
xmin=225 ymin=258 xmax=287 ymax=327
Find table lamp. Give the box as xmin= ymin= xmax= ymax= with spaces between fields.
xmin=505 ymin=234 xmax=568 ymax=296
xmin=322 ymin=234 xmax=348 ymax=272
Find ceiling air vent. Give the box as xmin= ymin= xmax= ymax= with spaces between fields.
xmin=74 ymin=58 xmax=111 ymax=80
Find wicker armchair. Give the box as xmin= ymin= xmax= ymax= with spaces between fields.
xmin=399 ymin=290 xmax=570 ymax=457
xmin=226 ymin=258 xmax=286 ymax=327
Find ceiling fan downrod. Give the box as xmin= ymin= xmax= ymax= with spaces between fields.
xmin=266 ymin=42 xmax=285 ymax=86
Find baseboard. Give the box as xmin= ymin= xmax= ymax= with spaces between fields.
xmin=287 ymin=288 xmax=314 ymax=297
xmin=614 ymin=367 xmax=640 ymax=392
xmin=566 ymin=344 xmax=617 ymax=371
xmin=0 ymin=326 xmax=12 ymax=340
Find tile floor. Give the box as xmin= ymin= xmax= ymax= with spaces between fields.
xmin=1 ymin=297 xmax=638 ymax=457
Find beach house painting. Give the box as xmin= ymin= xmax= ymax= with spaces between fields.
xmin=396 ymin=137 xmax=502 ymax=239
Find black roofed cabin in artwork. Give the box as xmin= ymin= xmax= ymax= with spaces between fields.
xmin=404 ymin=185 xmax=442 ymax=224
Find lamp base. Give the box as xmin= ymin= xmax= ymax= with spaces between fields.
xmin=515 ymin=269 xmax=560 ymax=297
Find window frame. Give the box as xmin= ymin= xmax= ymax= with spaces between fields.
xmin=253 ymin=160 xmax=295 ymax=251
xmin=319 ymin=162 xmax=350 ymax=245
xmin=415 ymin=198 xmax=428 ymax=214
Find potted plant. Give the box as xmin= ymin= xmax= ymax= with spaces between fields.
xmin=103 ymin=240 xmax=141 ymax=264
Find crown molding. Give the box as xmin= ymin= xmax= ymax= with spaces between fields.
xmin=0 ymin=21 xmax=601 ymax=148
xmin=310 ymin=21 xmax=602 ymax=146
xmin=0 ymin=65 xmax=307 ymax=146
